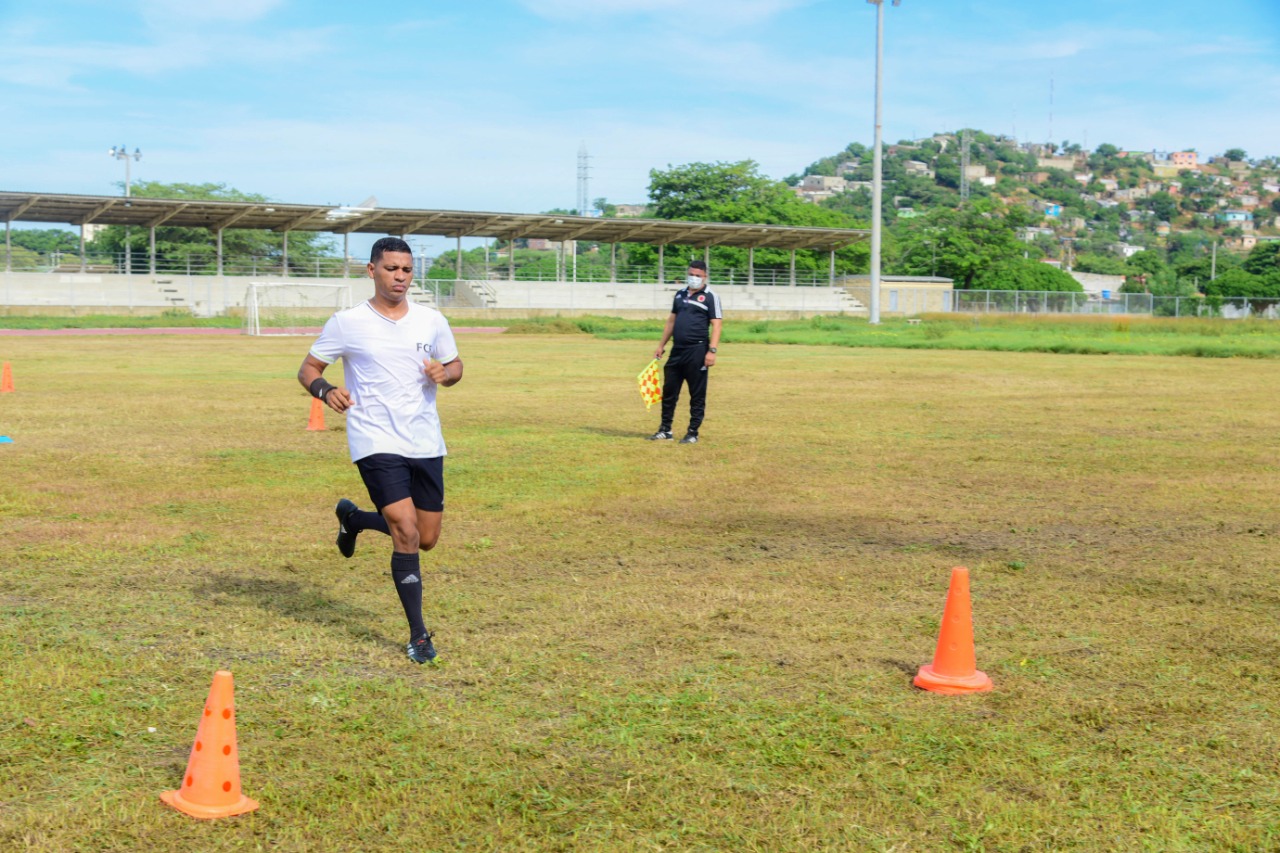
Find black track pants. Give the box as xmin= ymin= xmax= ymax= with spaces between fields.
xmin=659 ymin=345 xmax=709 ymax=435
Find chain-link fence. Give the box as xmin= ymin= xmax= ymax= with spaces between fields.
xmin=947 ymin=290 xmax=1280 ymax=319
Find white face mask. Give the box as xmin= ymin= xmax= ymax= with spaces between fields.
xmin=686 ymin=275 xmax=706 ymax=290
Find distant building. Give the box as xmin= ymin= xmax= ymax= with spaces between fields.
xmin=1036 ymin=155 xmax=1076 ymax=171
xmin=1042 ymin=202 xmax=1063 ymax=217
xmin=1169 ymin=151 xmax=1198 ymax=168
xmin=903 ymin=160 xmax=935 ymax=178
xmin=1216 ymin=209 xmax=1254 ymax=223
xmin=801 ymin=175 xmax=847 ymax=191
xmin=1072 ymin=272 xmax=1125 ymax=296
xmin=978 ymin=176 xmax=997 ymax=187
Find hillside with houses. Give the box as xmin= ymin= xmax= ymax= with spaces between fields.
xmin=790 ymin=131 xmax=1278 ymax=279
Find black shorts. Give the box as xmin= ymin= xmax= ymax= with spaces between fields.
xmin=354 ymin=454 xmax=444 ymax=513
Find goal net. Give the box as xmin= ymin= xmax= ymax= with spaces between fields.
xmin=244 ymin=282 xmax=353 ymax=336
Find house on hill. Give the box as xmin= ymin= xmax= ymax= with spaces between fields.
xmin=1216 ymin=209 xmax=1254 ymax=224
xmin=904 ymin=160 xmax=935 ymax=178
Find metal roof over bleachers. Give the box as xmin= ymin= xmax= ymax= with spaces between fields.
xmin=0 ymin=191 xmax=867 ymax=250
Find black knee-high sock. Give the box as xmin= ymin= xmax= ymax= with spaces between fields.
xmin=390 ymin=552 xmax=426 ymax=638
xmin=351 ymin=509 xmax=390 ymax=535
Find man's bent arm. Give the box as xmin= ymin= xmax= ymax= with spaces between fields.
xmin=297 ymin=354 xmax=329 ymax=391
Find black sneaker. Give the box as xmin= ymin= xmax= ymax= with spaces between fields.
xmin=647 ymin=430 xmax=673 ymax=441
xmin=407 ymin=632 xmax=438 ymax=664
xmin=335 ymin=498 xmax=358 ymax=558
xmin=679 ymin=433 xmax=698 ymax=444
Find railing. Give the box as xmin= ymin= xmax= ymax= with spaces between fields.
xmin=6 ymin=252 xmax=841 ymax=286
xmin=946 ymin=290 xmax=1280 ymax=319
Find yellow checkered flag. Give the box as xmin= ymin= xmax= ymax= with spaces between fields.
xmin=637 ymin=358 xmax=663 ymax=410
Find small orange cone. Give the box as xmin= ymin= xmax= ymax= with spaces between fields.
xmin=914 ymin=566 xmax=994 ymax=694
xmin=161 ymin=670 xmax=259 ymax=819
xmin=1 ymin=362 xmax=13 ymax=393
xmin=306 ymin=397 xmax=326 ymax=431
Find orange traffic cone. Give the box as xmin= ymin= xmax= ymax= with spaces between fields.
xmin=914 ymin=567 xmax=994 ymax=695
xmin=306 ymin=397 xmax=326 ymax=431
xmin=1 ymin=362 xmax=13 ymax=393
xmin=161 ymin=670 xmax=259 ymax=819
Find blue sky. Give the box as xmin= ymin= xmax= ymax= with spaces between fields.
xmin=3 ymin=0 xmax=1279 ymax=252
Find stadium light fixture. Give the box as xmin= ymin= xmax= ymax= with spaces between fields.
xmin=108 ymin=145 xmax=142 ymax=275
xmin=865 ymin=0 xmax=899 ymax=324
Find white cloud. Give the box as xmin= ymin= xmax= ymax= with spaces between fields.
xmin=0 ymin=27 xmax=338 ymax=89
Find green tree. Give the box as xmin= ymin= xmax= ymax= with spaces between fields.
xmin=8 ymin=228 xmax=80 ymax=253
xmin=1203 ymin=267 xmax=1266 ymax=297
xmin=91 ymin=181 xmax=336 ymax=273
xmin=889 ymin=200 xmax=1030 ymax=287
xmin=638 ymin=161 xmax=867 ymax=275
xmin=1073 ymin=252 xmax=1128 ymax=275
xmin=1223 ymin=148 xmax=1247 ymax=163
xmin=1146 ymin=192 xmax=1179 ymax=222
xmin=972 ymin=258 xmax=1084 ymax=291
xmin=1241 ymin=241 xmax=1280 ymax=276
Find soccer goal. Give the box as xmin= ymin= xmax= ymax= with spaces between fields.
xmin=243 ymin=282 xmax=353 ymax=336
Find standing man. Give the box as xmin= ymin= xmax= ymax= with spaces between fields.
xmin=648 ymin=259 xmax=722 ymax=444
xmin=297 ymin=237 xmax=463 ymax=664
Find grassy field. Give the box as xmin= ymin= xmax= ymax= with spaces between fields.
xmin=9 ymin=313 xmax=1280 ymax=360
xmin=518 ymin=313 xmax=1280 ymax=359
xmin=1 ymin=333 xmax=1278 ymax=851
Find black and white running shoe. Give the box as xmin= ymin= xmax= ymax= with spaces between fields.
xmin=679 ymin=433 xmax=698 ymax=444
xmin=647 ymin=430 xmax=673 ymax=441
xmin=335 ymin=498 xmax=358 ymax=559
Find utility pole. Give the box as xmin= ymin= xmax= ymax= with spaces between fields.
xmin=109 ymin=145 xmax=142 ymax=275
xmin=867 ymin=0 xmax=901 ymax=325
xmin=577 ymin=143 xmax=591 ymax=216
xmin=960 ymin=128 xmax=971 ymax=203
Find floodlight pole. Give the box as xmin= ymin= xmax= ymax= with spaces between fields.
xmin=867 ymin=0 xmax=898 ymax=324
xmin=109 ymin=146 xmax=142 ymax=275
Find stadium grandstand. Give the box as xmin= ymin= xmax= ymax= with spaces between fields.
xmin=1 ymin=190 xmax=882 ymax=319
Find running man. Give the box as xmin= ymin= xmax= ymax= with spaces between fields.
xmin=297 ymin=236 xmax=463 ymax=664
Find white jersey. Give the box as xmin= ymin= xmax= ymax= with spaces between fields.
xmin=309 ymin=300 xmax=459 ymax=462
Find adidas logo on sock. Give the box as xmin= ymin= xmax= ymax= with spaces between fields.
xmin=399 ymin=574 xmax=420 ymax=584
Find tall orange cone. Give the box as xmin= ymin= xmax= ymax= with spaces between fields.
xmin=161 ymin=670 xmax=259 ymax=819
xmin=306 ymin=397 xmax=326 ymax=431
xmin=914 ymin=566 xmax=994 ymax=694
xmin=1 ymin=362 xmax=13 ymax=393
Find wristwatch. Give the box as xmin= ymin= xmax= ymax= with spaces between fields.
xmin=709 ymin=347 xmax=717 ymax=353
